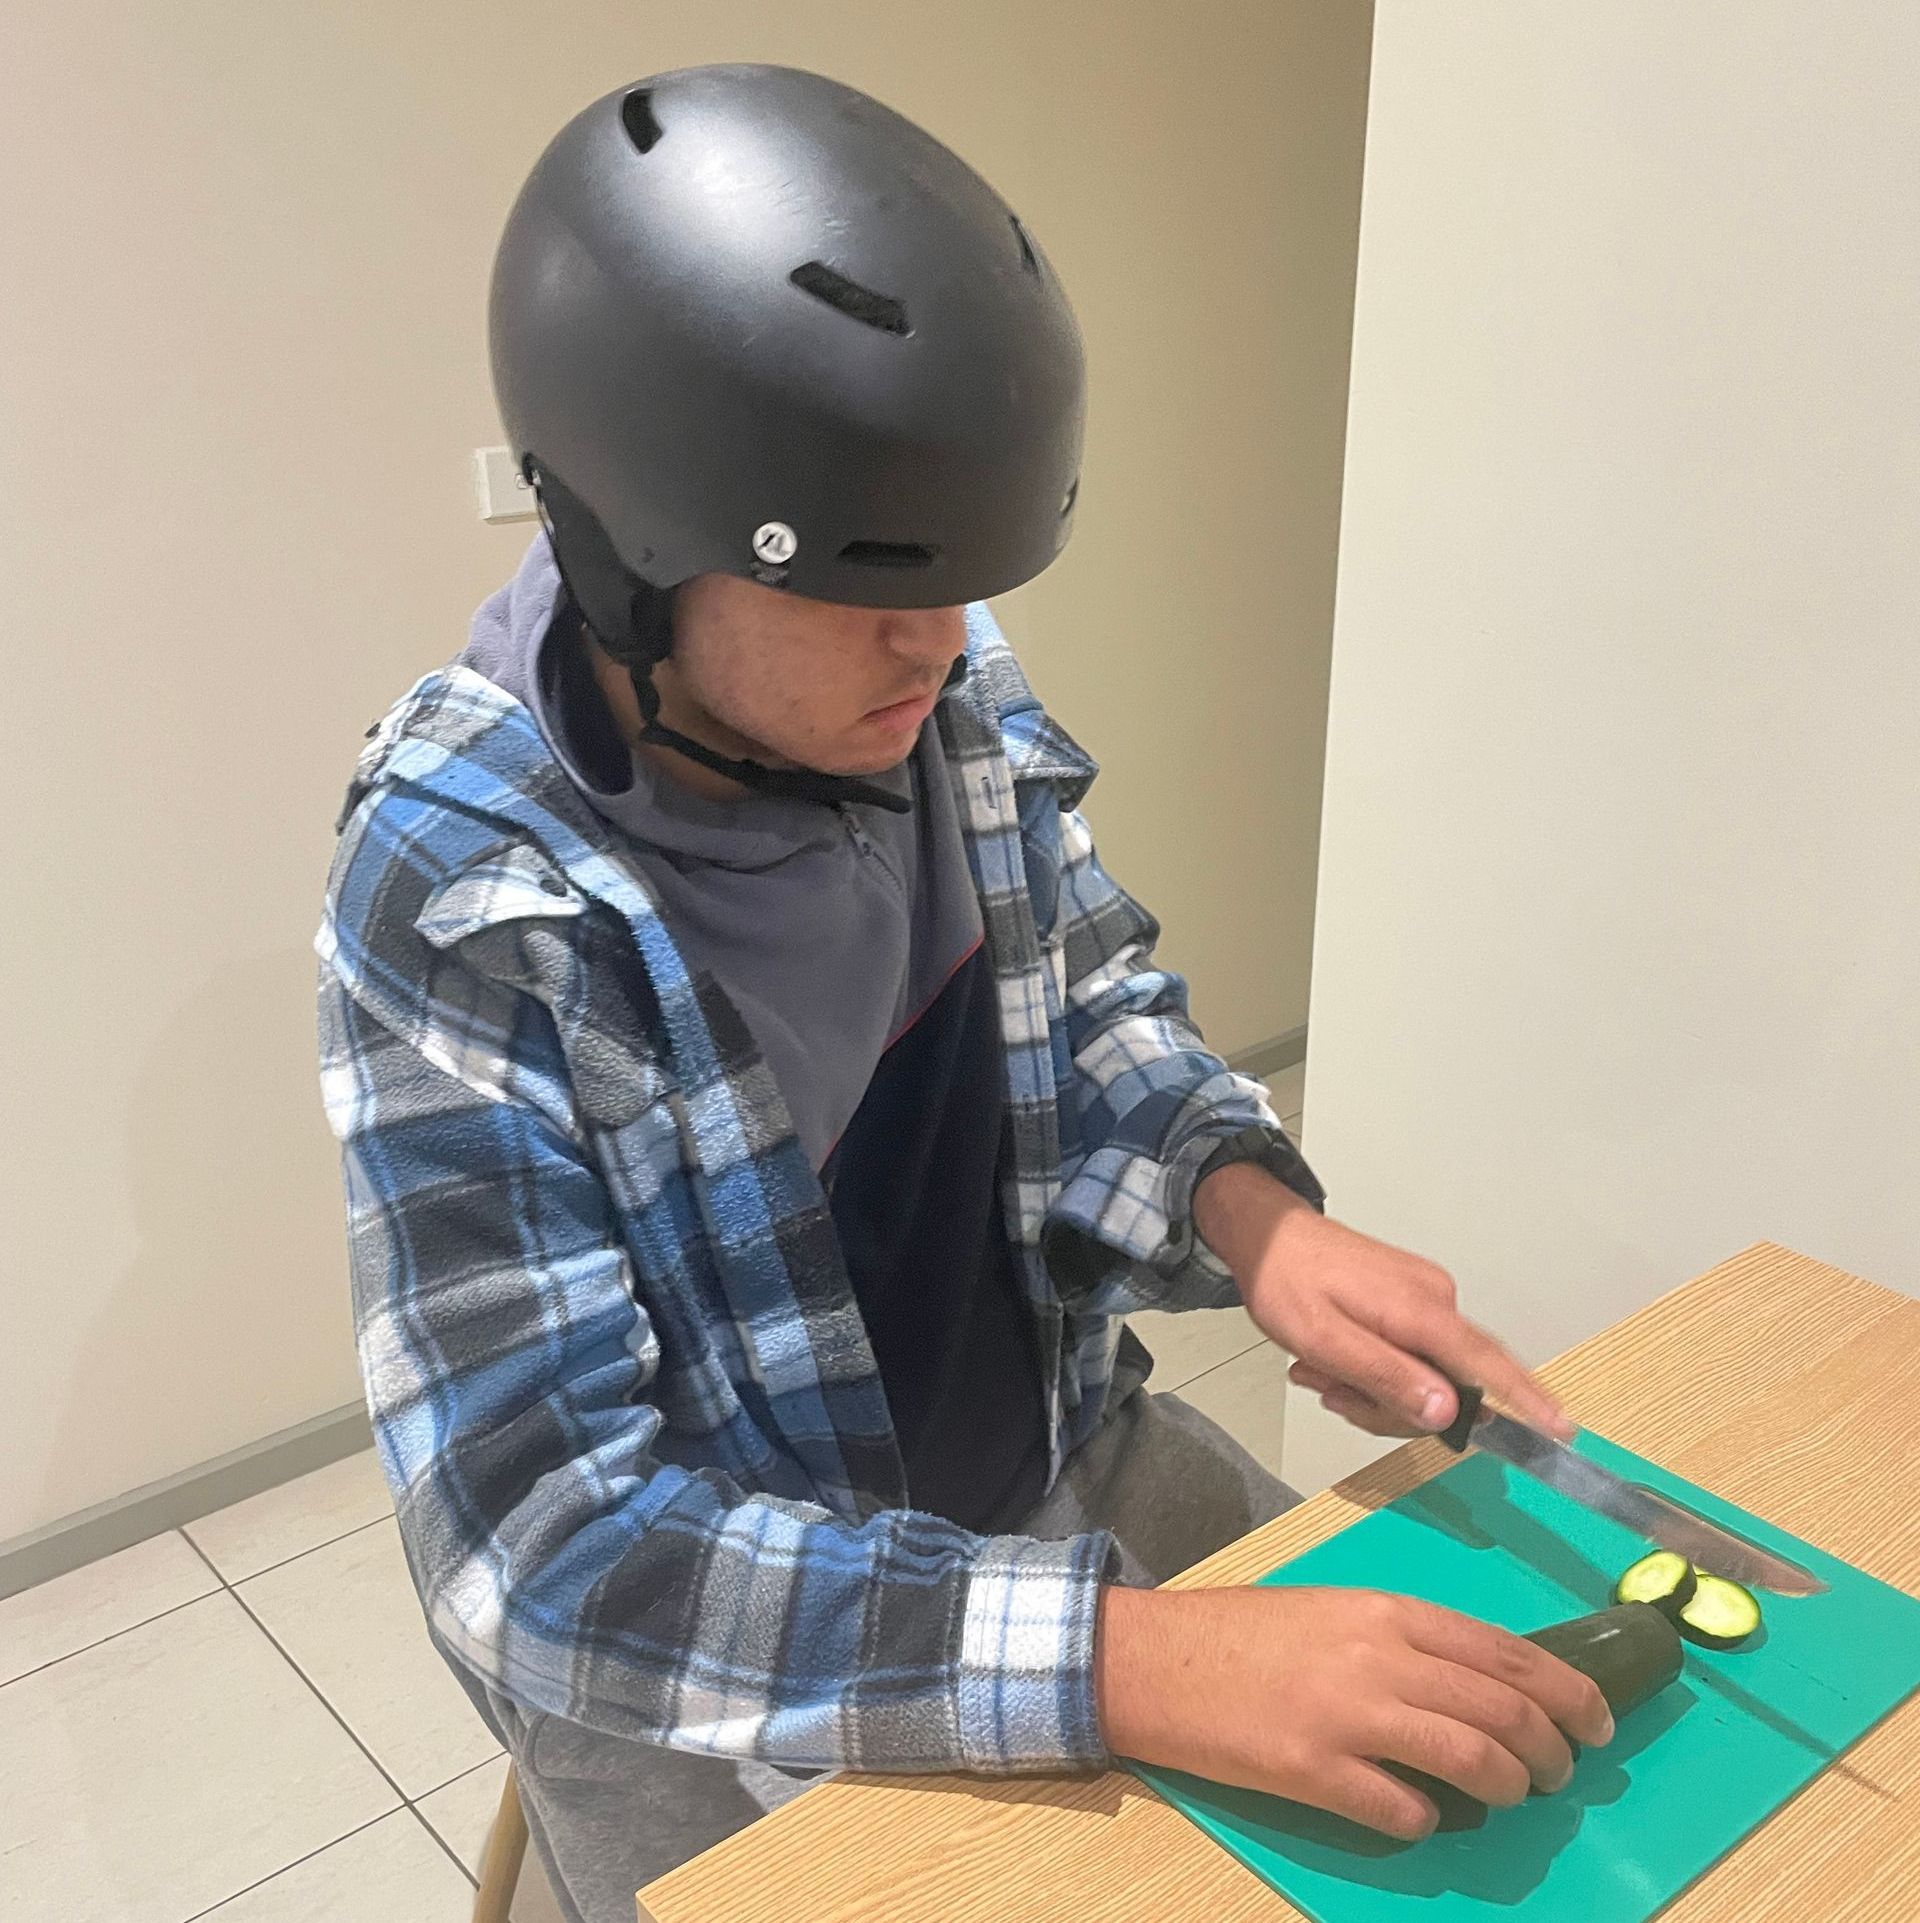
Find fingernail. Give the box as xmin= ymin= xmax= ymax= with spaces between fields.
xmin=1421 ymin=1389 xmax=1452 ymax=1428
xmin=1597 ymin=1712 xmax=1616 ymax=1746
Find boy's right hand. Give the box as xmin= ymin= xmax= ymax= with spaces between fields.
xmin=1094 ymin=1585 xmax=1615 ymax=1840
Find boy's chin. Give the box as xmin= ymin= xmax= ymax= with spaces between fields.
xmin=811 ymin=740 xmax=914 ymax=779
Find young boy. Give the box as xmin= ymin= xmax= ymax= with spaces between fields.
xmin=318 ymin=64 xmax=1608 ymax=1923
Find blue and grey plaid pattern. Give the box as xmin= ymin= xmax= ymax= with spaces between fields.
xmin=316 ymin=602 xmax=1320 ymax=1775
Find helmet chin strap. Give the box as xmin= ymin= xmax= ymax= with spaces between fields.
xmin=532 ymin=461 xmax=962 ymax=814
xmin=624 ymin=657 xmax=917 ymax=814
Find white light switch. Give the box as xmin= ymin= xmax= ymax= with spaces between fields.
xmin=474 ymin=445 xmax=539 ymax=524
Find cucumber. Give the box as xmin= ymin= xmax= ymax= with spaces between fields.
xmin=1383 ymin=1604 xmax=1683 ymax=1832
xmin=1525 ymin=1602 xmax=1684 ymax=1719
xmin=1677 ymin=1573 xmax=1763 ymax=1650
xmin=1613 ymin=1550 xmax=1698 ymax=1620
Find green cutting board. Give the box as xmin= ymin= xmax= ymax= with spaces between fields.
xmin=1132 ymin=1433 xmax=1920 ymax=1923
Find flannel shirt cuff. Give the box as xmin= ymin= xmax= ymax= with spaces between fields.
xmin=1159 ymin=1128 xmax=1254 ymax=1291
xmin=1172 ymin=1123 xmax=1326 ymax=1278
xmin=953 ymin=1527 xmax=1121 ymax=1772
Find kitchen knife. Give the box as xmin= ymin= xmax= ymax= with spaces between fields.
xmin=1436 ymin=1381 xmax=1827 ymax=1597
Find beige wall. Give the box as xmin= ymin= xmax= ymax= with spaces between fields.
xmin=1308 ymin=1 xmax=1920 ymax=1421
xmin=0 ymin=2 xmax=1367 ymax=1540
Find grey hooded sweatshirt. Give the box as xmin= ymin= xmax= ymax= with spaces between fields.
xmin=461 ymin=536 xmax=982 ymax=1171
xmin=458 ymin=536 xmax=1049 ymax=1531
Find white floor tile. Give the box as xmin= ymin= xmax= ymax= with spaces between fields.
xmin=1128 ymin=1306 xmax=1262 ymax=1391
xmin=417 ymin=1760 xmax=566 ymax=1922
xmin=0 ymin=1591 xmax=397 ymax=1923
xmin=1265 ymin=1062 xmax=1306 ymax=1120
xmin=195 ymin=1809 xmax=472 ymax=1920
xmin=1176 ymin=1342 xmax=1290 ymax=1479
xmin=1280 ymin=1389 xmax=1399 ymax=1498
xmin=414 ymin=1753 xmax=510 ymax=1877
xmin=0 ymin=1530 xmax=218 ymax=1686
xmin=187 ymin=1448 xmax=394 ymax=1585
xmin=237 ymin=1517 xmax=500 ymax=1799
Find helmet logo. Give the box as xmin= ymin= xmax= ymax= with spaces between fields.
xmin=751 ymin=521 xmax=798 ymax=579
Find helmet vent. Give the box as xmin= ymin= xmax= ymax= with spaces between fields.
xmin=621 ymin=89 xmax=663 ymax=154
xmin=789 ymin=261 xmax=912 ymax=336
xmin=1011 ymin=215 xmax=1040 ymax=276
xmin=840 ymin=540 xmax=939 ymax=569
xmin=1061 ymin=477 xmax=1079 ymax=516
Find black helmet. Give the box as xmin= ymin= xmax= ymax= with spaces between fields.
xmin=490 ymin=66 xmax=1086 ymax=807
xmin=490 ymin=63 xmax=1085 ymax=633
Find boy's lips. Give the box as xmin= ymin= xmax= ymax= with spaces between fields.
xmin=863 ymin=687 xmax=941 ymax=725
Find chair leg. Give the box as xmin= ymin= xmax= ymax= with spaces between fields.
xmin=473 ymin=1764 xmax=530 ymax=1923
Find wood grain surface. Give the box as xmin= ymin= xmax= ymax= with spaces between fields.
xmin=638 ymin=1243 xmax=1919 ymax=1923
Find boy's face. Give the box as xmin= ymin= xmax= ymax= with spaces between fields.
xmin=651 ymin=572 xmax=969 ymax=778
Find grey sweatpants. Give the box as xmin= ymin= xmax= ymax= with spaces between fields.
xmin=458 ymin=1387 xmax=1296 ymax=1923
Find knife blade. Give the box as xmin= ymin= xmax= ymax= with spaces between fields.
xmin=1438 ymin=1385 xmax=1827 ymax=1597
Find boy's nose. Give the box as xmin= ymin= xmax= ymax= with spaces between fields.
xmin=879 ymin=607 xmax=967 ymax=672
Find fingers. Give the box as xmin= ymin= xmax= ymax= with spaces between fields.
xmin=1355 ymin=1293 xmax=1574 ymax=1440
xmin=1397 ymin=1601 xmax=1615 ymax=1749
xmin=1321 ymin=1387 xmax=1425 ymax=1437
xmin=1441 ymin=1329 xmax=1571 ymax=1439
xmin=1294 ymin=1359 xmax=1447 ymax=1438
xmin=1292 ymin=1307 xmax=1571 ymax=1441
xmin=1287 ymin=1357 xmax=1423 ymax=1436
xmin=1515 ymin=1648 xmax=1616 ymax=1751
xmin=1383 ymin=1710 xmax=1533 ymax=1808
xmin=1405 ymin=1658 xmax=1576 ymax=1793
xmin=1313 ymin=1759 xmax=1439 ymax=1842
xmin=1419 ymin=1333 xmax=1568 ymax=1438
xmin=1288 ymin=1314 xmax=1456 ymax=1432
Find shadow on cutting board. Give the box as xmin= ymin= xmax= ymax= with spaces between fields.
xmin=1395 ymin=1473 xmax=1620 ymax=1611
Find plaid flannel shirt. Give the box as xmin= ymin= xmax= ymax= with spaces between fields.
xmin=316 ymin=600 xmax=1322 ymax=1776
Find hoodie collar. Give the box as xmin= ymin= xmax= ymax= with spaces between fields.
xmin=351 ymin=542 xmax=1099 ymax=837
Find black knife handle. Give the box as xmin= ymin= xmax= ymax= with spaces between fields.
xmin=1435 ymin=1376 xmax=1485 ymax=1453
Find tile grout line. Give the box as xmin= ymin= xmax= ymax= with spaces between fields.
xmin=175 ymin=1807 xmax=405 ymax=1922
xmin=2 ymin=1498 xmax=400 ymax=1693
xmin=1160 ymin=1329 xmax=1261 ymax=1395
xmin=1171 ymin=1335 xmax=1272 ymax=1396
xmin=186 ymin=1506 xmax=396 ymax=1590
xmin=410 ymin=1757 xmax=507 ymax=1890
xmin=175 ymin=1530 xmax=486 ymax=1895
xmin=0 ymin=1573 xmax=224 ymax=1692
xmin=409 ymin=1806 xmax=483 ymax=1892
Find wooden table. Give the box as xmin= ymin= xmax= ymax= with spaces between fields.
xmin=639 ymin=1243 xmax=1920 ymax=1922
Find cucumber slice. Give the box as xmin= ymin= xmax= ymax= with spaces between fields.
xmin=1613 ymin=1550 xmax=1698 ymax=1619
xmin=1677 ymin=1573 xmax=1762 ymax=1649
